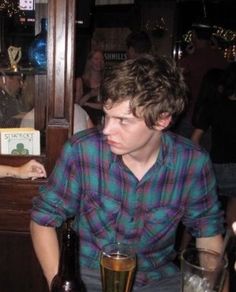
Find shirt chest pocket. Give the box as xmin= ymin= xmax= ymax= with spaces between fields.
xmin=80 ymin=190 xmax=121 ymax=236
xmin=140 ymin=205 xmax=182 ymax=248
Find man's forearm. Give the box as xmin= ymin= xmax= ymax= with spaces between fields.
xmin=196 ymin=235 xmax=228 ymax=292
xmin=30 ymin=221 xmax=59 ymax=288
xmin=196 ymin=234 xmax=224 ymax=253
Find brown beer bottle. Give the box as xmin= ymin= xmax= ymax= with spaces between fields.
xmin=51 ymin=219 xmax=86 ymax=292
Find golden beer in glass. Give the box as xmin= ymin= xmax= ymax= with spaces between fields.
xmin=100 ymin=242 xmax=136 ymax=292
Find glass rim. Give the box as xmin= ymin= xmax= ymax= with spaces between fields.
xmin=100 ymin=242 xmax=136 ymax=259
xmin=181 ymin=247 xmax=228 ymax=272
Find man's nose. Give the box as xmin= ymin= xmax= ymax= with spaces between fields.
xmin=102 ymin=117 xmax=113 ymax=135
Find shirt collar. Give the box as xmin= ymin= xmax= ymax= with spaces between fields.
xmin=156 ymin=131 xmax=176 ymax=170
xmin=107 ymin=131 xmax=176 ymax=170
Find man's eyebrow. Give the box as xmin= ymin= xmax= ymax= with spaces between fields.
xmin=104 ymin=111 xmax=133 ymax=118
xmin=103 ymin=108 xmax=131 ymax=116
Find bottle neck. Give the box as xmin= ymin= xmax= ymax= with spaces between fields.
xmin=58 ymin=227 xmax=78 ymax=279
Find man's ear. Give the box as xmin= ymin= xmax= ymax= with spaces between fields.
xmin=154 ymin=113 xmax=172 ymax=131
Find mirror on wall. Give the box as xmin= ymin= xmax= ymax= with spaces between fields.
xmin=0 ymin=0 xmax=47 ymax=155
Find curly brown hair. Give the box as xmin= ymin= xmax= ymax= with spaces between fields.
xmin=100 ymin=54 xmax=187 ymax=129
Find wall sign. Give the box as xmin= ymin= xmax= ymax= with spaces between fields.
xmin=19 ymin=0 xmax=35 ymax=10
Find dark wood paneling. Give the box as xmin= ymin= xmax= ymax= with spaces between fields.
xmin=0 ymin=178 xmax=47 ymax=231
xmin=0 ymin=231 xmax=49 ymax=292
xmin=46 ymin=0 xmax=76 ymax=173
xmin=46 ymin=126 xmax=69 ymax=174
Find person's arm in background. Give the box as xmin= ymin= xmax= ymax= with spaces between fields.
xmin=84 ymin=101 xmax=103 ymax=110
xmin=87 ymin=116 xmax=94 ymax=129
xmin=232 ymin=222 xmax=236 ymax=271
xmin=80 ymin=88 xmax=101 ymax=107
xmin=73 ymin=104 xmax=94 ymax=133
xmin=191 ymin=101 xmax=210 ymax=145
xmin=30 ymin=221 xmax=59 ymax=289
xmin=191 ymin=128 xmax=205 ymax=145
xmin=0 ymin=159 xmax=46 ymax=180
xmin=75 ymin=77 xmax=99 ymax=106
xmin=191 ymin=101 xmax=210 ymax=146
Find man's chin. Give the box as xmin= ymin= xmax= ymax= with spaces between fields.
xmin=109 ymin=146 xmax=125 ymax=155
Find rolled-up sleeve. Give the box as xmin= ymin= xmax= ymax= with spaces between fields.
xmin=31 ymin=140 xmax=81 ymax=227
xmin=182 ymin=152 xmax=225 ymax=238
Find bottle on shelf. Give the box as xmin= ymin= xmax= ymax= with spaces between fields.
xmin=51 ymin=219 xmax=86 ymax=292
xmin=28 ymin=18 xmax=47 ymax=70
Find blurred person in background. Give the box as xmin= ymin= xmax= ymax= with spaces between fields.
xmin=192 ymin=68 xmax=224 ymax=151
xmin=0 ymin=73 xmax=24 ymax=127
xmin=126 ymin=31 xmax=152 ymax=59
xmin=192 ymin=63 xmax=236 ymax=229
xmin=175 ymin=19 xmax=227 ymax=138
xmin=20 ymin=104 xmax=93 ymax=134
xmin=75 ymin=49 xmax=105 ymax=127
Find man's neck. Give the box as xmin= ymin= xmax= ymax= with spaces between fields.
xmin=122 ymin=133 xmax=162 ymax=180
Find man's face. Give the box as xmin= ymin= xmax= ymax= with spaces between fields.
xmin=103 ymin=100 xmax=160 ymax=157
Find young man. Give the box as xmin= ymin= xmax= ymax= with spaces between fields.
xmin=30 ymin=55 xmax=225 ymax=292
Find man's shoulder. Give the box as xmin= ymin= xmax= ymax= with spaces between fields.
xmin=164 ymin=131 xmax=207 ymax=157
xmin=162 ymin=132 xmax=211 ymax=172
xmin=70 ymin=127 xmax=102 ymax=145
xmin=60 ymin=128 xmax=110 ymax=161
xmin=68 ymin=127 xmax=112 ymax=156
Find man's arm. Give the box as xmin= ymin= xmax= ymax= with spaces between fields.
xmin=191 ymin=128 xmax=205 ymax=145
xmin=30 ymin=220 xmax=59 ymax=288
xmin=196 ymin=235 xmax=228 ymax=292
xmin=196 ymin=234 xmax=223 ymax=253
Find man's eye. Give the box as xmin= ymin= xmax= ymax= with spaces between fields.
xmin=119 ymin=118 xmax=127 ymax=124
